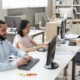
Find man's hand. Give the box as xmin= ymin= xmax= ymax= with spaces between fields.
xmin=45 ymin=42 xmax=49 ymax=48
xmin=17 ymin=58 xmax=28 ymax=67
xmin=17 ymin=55 xmax=33 ymax=67
xmin=40 ymin=42 xmax=49 ymax=48
xmin=23 ymin=55 xmax=33 ymax=61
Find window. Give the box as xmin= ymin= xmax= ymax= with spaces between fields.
xmin=2 ymin=0 xmax=8 ymax=9
xmin=2 ymin=0 xmax=48 ymax=9
xmin=28 ymin=0 xmax=34 ymax=7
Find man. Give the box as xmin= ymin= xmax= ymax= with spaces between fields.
xmin=0 ymin=20 xmax=32 ymax=71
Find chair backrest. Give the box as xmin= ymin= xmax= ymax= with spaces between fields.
xmin=39 ymin=22 xmax=45 ymax=30
xmin=39 ymin=22 xmax=42 ymax=28
xmin=41 ymin=15 xmax=51 ymax=26
xmin=6 ymin=34 xmax=13 ymax=44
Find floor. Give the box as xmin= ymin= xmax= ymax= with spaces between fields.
xmin=33 ymin=34 xmax=80 ymax=80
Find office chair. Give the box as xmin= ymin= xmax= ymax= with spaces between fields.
xmin=75 ymin=52 xmax=80 ymax=79
xmin=39 ymin=15 xmax=51 ymax=30
xmin=6 ymin=34 xmax=13 ymax=44
xmin=39 ymin=22 xmax=45 ymax=30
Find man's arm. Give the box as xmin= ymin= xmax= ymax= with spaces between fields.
xmin=6 ymin=40 xmax=26 ymax=58
xmin=0 ymin=58 xmax=29 ymax=71
xmin=0 ymin=62 xmax=17 ymax=71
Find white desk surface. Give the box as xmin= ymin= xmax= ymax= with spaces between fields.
xmin=7 ymin=28 xmax=44 ymax=36
xmin=0 ymin=46 xmax=79 ymax=80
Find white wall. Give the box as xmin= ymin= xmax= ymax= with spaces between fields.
xmin=8 ymin=0 xmax=52 ymax=26
xmin=0 ymin=0 xmax=4 ymax=21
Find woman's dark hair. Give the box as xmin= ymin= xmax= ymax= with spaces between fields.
xmin=16 ymin=20 xmax=29 ymax=37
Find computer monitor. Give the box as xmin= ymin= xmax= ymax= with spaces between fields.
xmin=59 ymin=8 xmax=73 ymax=18
xmin=5 ymin=16 xmax=21 ymax=32
xmin=41 ymin=15 xmax=51 ymax=26
xmin=60 ymin=19 xmax=66 ymax=39
xmin=44 ymin=35 xmax=59 ymax=69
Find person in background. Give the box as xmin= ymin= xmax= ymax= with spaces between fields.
xmin=61 ymin=39 xmax=80 ymax=80
xmin=72 ymin=39 xmax=80 ymax=43
xmin=0 ymin=20 xmax=32 ymax=71
xmin=13 ymin=20 xmax=46 ymax=53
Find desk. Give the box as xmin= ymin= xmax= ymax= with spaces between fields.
xmin=46 ymin=19 xmax=70 ymax=42
xmin=7 ymin=28 xmax=44 ymax=43
xmin=0 ymin=46 xmax=79 ymax=80
xmin=73 ymin=19 xmax=80 ymax=24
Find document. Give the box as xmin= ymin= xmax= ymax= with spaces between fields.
xmin=65 ymin=34 xmax=80 ymax=39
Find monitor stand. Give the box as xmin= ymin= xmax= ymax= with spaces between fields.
xmin=60 ymin=39 xmax=66 ymax=44
xmin=9 ymin=27 xmax=15 ymax=32
xmin=44 ymin=62 xmax=59 ymax=69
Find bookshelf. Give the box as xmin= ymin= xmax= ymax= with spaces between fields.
xmin=52 ymin=0 xmax=80 ymax=18
xmin=56 ymin=5 xmax=72 ymax=7
xmin=73 ymin=5 xmax=80 ymax=7
xmin=76 ymin=12 xmax=80 ymax=15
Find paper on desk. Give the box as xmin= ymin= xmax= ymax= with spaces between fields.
xmin=65 ymin=34 xmax=79 ymax=39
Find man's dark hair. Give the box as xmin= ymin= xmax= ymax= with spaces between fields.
xmin=16 ymin=20 xmax=30 ymax=37
xmin=0 ymin=20 xmax=5 ymax=28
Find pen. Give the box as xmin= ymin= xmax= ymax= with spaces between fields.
xmin=17 ymin=72 xmax=26 ymax=77
xmin=26 ymin=73 xmax=37 ymax=76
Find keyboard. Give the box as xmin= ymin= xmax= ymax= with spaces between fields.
xmin=56 ymin=50 xmax=75 ymax=55
xmin=18 ymin=58 xmax=40 ymax=70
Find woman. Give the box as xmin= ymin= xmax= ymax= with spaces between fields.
xmin=13 ymin=20 xmax=46 ymax=53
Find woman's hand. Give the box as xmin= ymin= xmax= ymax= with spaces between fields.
xmin=72 ymin=39 xmax=80 ymax=42
xmin=45 ymin=42 xmax=49 ymax=48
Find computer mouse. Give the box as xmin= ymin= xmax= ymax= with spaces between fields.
xmin=37 ymin=48 xmax=46 ymax=52
xmin=69 ymin=41 xmax=76 ymax=46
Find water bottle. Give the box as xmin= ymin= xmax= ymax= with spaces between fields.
xmin=57 ymin=39 xmax=61 ymax=47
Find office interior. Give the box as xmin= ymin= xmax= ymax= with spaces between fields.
xmin=0 ymin=0 xmax=80 ymax=80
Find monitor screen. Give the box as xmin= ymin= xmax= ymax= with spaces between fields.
xmin=60 ymin=19 xmax=66 ymax=39
xmin=5 ymin=16 xmax=21 ymax=28
xmin=44 ymin=35 xmax=59 ymax=69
